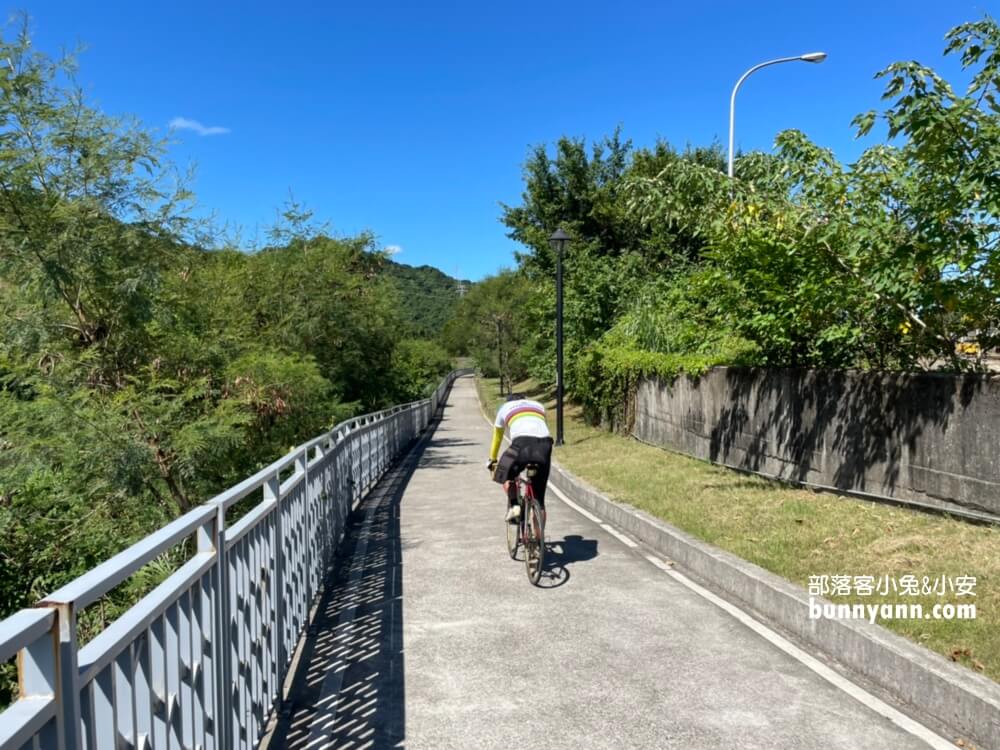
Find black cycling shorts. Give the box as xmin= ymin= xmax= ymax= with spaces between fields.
xmin=493 ymin=436 xmax=553 ymax=505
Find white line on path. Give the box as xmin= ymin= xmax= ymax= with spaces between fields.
xmin=478 ymin=393 xmax=955 ymax=749
xmin=548 ymin=485 xmax=637 ymax=547
xmin=600 ymin=523 xmax=638 ymax=548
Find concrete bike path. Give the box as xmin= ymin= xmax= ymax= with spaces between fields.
xmin=265 ymin=375 xmax=947 ymax=750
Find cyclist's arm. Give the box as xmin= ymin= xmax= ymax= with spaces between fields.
xmin=489 ymin=426 xmax=504 ymax=462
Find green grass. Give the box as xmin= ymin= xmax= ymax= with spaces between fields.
xmin=479 ymin=376 xmax=1000 ymax=684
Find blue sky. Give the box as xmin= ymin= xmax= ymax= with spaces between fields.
xmin=12 ymin=0 xmax=995 ymax=279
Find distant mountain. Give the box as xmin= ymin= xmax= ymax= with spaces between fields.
xmin=383 ymin=260 xmax=472 ymax=338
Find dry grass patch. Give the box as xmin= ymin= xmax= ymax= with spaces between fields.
xmin=478 ymin=377 xmax=1000 ymax=682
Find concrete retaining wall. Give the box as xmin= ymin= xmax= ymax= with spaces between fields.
xmin=633 ymin=368 xmax=1000 ymax=519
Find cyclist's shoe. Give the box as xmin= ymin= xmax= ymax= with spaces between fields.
xmin=505 ymin=504 xmax=521 ymax=524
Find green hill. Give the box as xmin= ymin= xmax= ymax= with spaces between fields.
xmin=383 ymin=260 xmax=472 ymax=338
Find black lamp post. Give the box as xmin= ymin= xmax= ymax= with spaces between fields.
xmin=549 ymin=228 xmax=570 ymax=446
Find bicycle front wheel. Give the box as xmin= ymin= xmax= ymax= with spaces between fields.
xmin=506 ymin=507 xmax=519 ymax=559
xmin=524 ymin=498 xmax=545 ymax=585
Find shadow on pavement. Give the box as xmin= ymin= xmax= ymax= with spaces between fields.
xmin=267 ymin=419 xmax=438 ymax=749
xmin=416 ymin=437 xmax=480 ymax=470
xmin=533 ymin=534 xmax=600 ymax=589
xmin=551 ymin=534 xmax=599 ymax=564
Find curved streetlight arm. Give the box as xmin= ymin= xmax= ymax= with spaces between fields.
xmin=728 ymin=56 xmax=807 ymax=180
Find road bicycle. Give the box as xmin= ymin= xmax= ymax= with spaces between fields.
xmin=505 ymin=463 xmax=545 ymax=585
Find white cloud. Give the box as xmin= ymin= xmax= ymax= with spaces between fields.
xmin=385 ymin=245 xmax=402 ymax=256
xmin=169 ymin=117 xmax=230 ymax=136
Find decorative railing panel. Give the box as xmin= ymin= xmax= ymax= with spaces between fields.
xmin=0 ymin=370 xmax=468 ymax=750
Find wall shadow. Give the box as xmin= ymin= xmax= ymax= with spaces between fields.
xmin=688 ymin=368 xmax=992 ymax=512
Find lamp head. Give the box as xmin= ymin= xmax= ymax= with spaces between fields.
xmin=800 ymin=52 xmax=827 ymax=63
xmin=548 ymin=227 xmax=571 ymax=251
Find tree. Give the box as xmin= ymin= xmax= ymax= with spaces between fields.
xmin=445 ymin=272 xmax=531 ymax=393
xmin=392 ymin=339 xmax=452 ymax=401
xmin=0 ymin=21 xmax=456 ymax=698
xmin=0 ymin=20 xmax=197 ymax=388
xmin=499 ymin=133 xmax=730 ymax=387
xmin=621 ymin=16 xmax=1000 ymax=371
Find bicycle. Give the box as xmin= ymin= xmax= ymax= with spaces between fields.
xmin=505 ymin=463 xmax=545 ymax=585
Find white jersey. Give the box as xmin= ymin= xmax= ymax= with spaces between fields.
xmin=494 ymin=398 xmax=550 ymax=440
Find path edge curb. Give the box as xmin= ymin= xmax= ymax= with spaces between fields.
xmin=547 ymin=461 xmax=1000 ymax=749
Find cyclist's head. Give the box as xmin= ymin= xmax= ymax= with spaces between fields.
xmin=506 ymin=392 xmax=526 ymax=402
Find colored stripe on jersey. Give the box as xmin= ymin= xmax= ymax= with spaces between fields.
xmin=494 ymin=399 xmax=551 ymax=441
xmin=506 ymin=405 xmax=545 ymax=423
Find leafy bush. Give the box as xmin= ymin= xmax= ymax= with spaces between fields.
xmin=570 ymin=272 xmax=761 ymax=427
xmin=392 ymin=339 xmax=453 ymax=401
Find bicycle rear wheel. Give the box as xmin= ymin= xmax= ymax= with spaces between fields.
xmin=523 ymin=497 xmax=545 ymax=585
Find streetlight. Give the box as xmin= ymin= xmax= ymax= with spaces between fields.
xmin=728 ymin=52 xmax=827 ymax=181
xmin=549 ymin=228 xmax=570 ymax=447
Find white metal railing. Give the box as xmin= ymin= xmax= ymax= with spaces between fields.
xmin=0 ymin=370 xmax=469 ymax=750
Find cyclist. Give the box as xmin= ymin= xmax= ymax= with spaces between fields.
xmin=487 ymin=393 xmax=553 ymax=523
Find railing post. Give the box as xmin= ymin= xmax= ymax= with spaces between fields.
xmin=356 ymin=424 xmax=363 ymax=503
xmin=265 ymin=473 xmax=285 ymax=685
xmin=343 ymin=430 xmax=353 ymax=533
xmin=210 ymin=501 xmax=231 ymax=750
xmin=314 ymin=441 xmax=327 ymax=585
xmin=331 ymin=432 xmax=343 ymax=554
xmin=49 ymin=602 xmax=81 ymax=750
xmin=297 ymin=448 xmax=312 ymax=608
xmin=20 ymin=613 xmax=65 ymax=750
xmin=364 ymin=421 xmax=370 ymax=492
xmin=197 ymin=506 xmax=221 ymax=750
